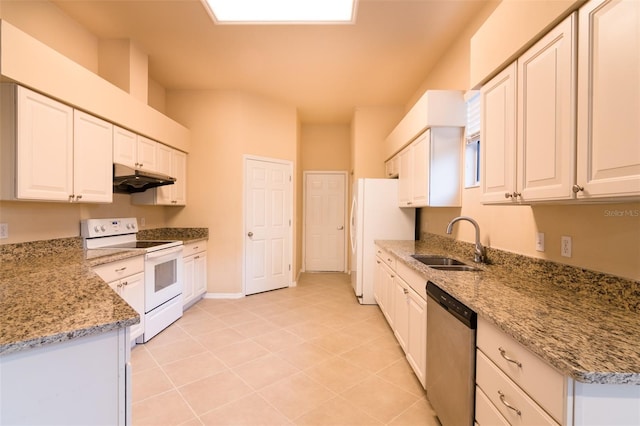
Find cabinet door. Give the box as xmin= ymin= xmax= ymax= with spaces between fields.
xmin=172 ymin=151 xmax=187 ymax=205
xmin=398 ymin=146 xmax=412 ymax=207
xmin=481 ymin=62 xmax=518 ymax=204
xmin=407 ymin=289 xmax=426 ymax=388
xmin=577 ymin=0 xmax=640 ymax=199
xmin=411 ymin=131 xmax=429 ymax=207
xmin=156 ymin=143 xmax=172 ymax=176
xmin=16 ymin=86 xmax=73 ymax=201
xmin=136 ymin=135 xmax=157 ymax=172
xmin=518 ymin=14 xmax=576 ymax=202
xmin=373 ymin=257 xmax=384 ymax=306
xmin=157 ymin=149 xmax=187 ymax=205
xmin=113 ymin=126 xmax=137 ymax=168
xmin=194 ymin=251 xmax=207 ymax=296
xmin=380 ymin=263 xmax=395 ymax=326
xmin=120 ymin=272 xmax=145 ymax=343
xmin=393 ymin=277 xmax=409 ymax=351
xmin=183 ymin=254 xmax=195 ymax=307
xmin=73 ymin=110 xmax=113 ymax=203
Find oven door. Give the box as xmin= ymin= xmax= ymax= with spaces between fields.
xmin=144 ymin=245 xmax=183 ymax=312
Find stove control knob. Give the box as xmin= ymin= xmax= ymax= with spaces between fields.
xmin=94 ymin=226 xmax=100 ymax=233
xmin=100 ymin=225 xmax=106 ymax=232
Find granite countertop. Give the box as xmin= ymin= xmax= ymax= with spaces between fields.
xmin=375 ymin=236 xmax=640 ymax=385
xmin=0 ymin=227 xmax=208 ymax=356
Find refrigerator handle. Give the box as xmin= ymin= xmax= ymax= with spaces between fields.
xmin=349 ymin=196 xmax=357 ymax=254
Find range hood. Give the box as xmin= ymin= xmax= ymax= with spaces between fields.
xmin=113 ymin=163 xmax=176 ymax=194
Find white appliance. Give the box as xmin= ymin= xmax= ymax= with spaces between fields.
xmin=350 ymin=178 xmax=415 ymax=304
xmin=81 ymin=217 xmax=184 ymax=342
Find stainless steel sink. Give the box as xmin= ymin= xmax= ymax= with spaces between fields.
xmin=411 ymin=255 xmax=482 ymax=272
xmin=428 ymin=265 xmax=482 ymax=272
xmin=411 ymin=255 xmax=466 ymax=266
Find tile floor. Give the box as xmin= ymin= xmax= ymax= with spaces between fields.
xmin=131 ymin=273 xmax=440 ymax=425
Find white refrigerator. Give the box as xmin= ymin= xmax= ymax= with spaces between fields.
xmin=350 ymin=178 xmax=415 ymax=304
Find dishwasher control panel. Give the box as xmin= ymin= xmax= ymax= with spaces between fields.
xmin=426 ymin=281 xmax=477 ymax=328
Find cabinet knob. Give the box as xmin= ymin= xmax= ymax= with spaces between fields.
xmin=76 ymin=195 xmax=82 ymax=201
xmin=572 ymin=184 xmax=584 ymax=193
xmin=69 ymin=195 xmax=75 ymax=202
xmin=504 ymin=192 xmax=513 ymax=199
xmin=247 ymin=231 xmax=253 ymax=237
xmin=513 ymin=192 xmax=521 ymax=198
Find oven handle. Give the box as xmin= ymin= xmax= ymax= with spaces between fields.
xmin=145 ymin=245 xmax=183 ymax=260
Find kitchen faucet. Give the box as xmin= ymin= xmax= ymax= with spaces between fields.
xmin=446 ymin=216 xmax=486 ymax=263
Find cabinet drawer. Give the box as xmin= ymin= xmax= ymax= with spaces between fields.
xmin=477 ymin=317 xmax=565 ymax=422
xmin=375 ymin=246 xmax=396 ymax=270
xmin=476 ymin=351 xmax=560 ymax=426
xmin=396 ymin=260 xmax=426 ymax=299
xmin=184 ymin=240 xmax=206 ymax=256
xmin=476 ymin=385 xmax=509 ymax=426
xmin=93 ymin=256 xmax=144 ymax=283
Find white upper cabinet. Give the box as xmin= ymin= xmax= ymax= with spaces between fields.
xmin=398 ymin=128 xmax=462 ymax=208
xmin=73 ymin=110 xmax=114 ymax=203
xmin=482 ymin=14 xmax=575 ymax=204
xmin=113 ymin=126 xmax=138 ymax=169
xmin=517 ymin=14 xmax=576 ymax=202
xmin=576 ymin=0 xmax=640 ymax=200
xmin=1 ymin=85 xmax=112 ymax=203
xmin=13 ymin=85 xmax=74 ymax=201
xmin=132 ymin=148 xmax=187 ymax=206
xmin=480 ymin=62 xmax=517 ymax=204
xmin=157 ymin=149 xmax=187 ymax=205
xmin=136 ymin=135 xmax=159 ymax=173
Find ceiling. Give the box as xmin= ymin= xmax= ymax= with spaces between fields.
xmin=51 ymin=0 xmax=491 ymax=124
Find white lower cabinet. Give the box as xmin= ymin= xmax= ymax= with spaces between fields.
xmin=476 ymin=316 xmax=640 ymax=426
xmin=93 ymin=256 xmax=145 ymax=345
xmin=374 ymin=244 xmax=427 ymax=388
xmin=183 ymin=241 xmax=207 ymax=309
xmin=0 ymin=328 xmax=130 ymax=426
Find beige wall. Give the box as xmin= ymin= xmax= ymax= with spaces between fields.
xmin=164 ymin=90 xmax=298 ymax=294
xmin=412 ymin=0 xmax=640 ymax=281
xmin=0 ymin=0 xmax=99 ymax=72
xmin=351 ymin=106 xmax=404 ymax=181
xmin=301 ymin=124 xmax=350 ymax=172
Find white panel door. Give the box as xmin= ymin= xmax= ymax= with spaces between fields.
xmin=577 ymin=0 xmax=640 ymax=199
xmin=245 ymin=157 xmax=292 ymax=295
xmin=304 ymin=172 xmax=346 ymax=272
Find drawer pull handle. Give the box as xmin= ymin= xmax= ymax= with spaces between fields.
xmin=115 ymin=267 xmax=127 ymax=272
xmin=499 ymin=347 xmax=522 ymax=367
xmin=498 ymin=390 xmax=521 ymax=416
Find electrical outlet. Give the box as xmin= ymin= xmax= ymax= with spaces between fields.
xmin=140 ymin=217 xmax=146 ymax=227
xmin=535 ymin=232 xmax=545 ymax=252
xmin=561 ymin=236 xmax=572 ymax=258
xmin=0 ymin=223 xmax=8 ymax=239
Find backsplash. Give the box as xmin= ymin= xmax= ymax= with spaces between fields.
xmin=420 ymin=232 xmax=640 ymax=312
xmin=137 ymin=227 xmax=208 ymax=241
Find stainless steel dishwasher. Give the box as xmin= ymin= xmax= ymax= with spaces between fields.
xmin=426 ymin=281 xmax=477 ymax=426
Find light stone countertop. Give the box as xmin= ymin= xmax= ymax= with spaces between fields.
xmin=0 ymin=228 xmax=208 ymax=356
xmin=375 ymin=237 xmax=640 ymax=385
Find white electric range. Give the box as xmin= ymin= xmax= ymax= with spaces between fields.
xmin=81 ymin=217 xmax=184 ymax=342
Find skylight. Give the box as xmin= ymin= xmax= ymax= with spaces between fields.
xmin=203 ymin=0 xmax=357 ymax=24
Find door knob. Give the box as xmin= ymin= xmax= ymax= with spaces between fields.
xmin=247 ymin=232 xmax=253 ymax=237
xmin=337 ymin=225 xmax=344 ymax=230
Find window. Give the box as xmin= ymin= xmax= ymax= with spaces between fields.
xmin=203 ymin=0 xmax=358 ymax=24
xmin=464 ymin=90 xmax=480 ymax=188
